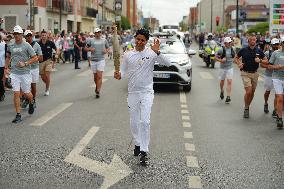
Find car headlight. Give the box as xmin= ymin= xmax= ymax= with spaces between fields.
xmin=178 ymin=59 xmax=189 ymax=66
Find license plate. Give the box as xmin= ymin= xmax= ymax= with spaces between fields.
xmin=154 ymin=73 xmax=170 ymax=78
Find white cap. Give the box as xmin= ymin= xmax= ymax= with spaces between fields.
xmin=208 ymin=33 xmax=213 ymax=37
xmin=271 ymin=38 xmax=280 ymax=45
xmin=24 ymin=30 xmax=32 ymax=36
xmin=94 ymin=28 xmax=101 ymax=33
xmin=13 ymin=25 xmax=23 ymax=34
xmin=89 ymin=32 xmax=94 ymax=36
xmin=224 ymin=37 xmax=232 ymax=43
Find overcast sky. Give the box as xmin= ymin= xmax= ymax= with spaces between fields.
xmin=137 ymin=0 xmax=200 ymax=25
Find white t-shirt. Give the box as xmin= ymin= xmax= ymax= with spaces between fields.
xmin=0 ymin=41 xmax=6 ymax=67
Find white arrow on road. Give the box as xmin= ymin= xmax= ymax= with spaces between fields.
xmin=64 ymin=127 xmax=133 ymax=189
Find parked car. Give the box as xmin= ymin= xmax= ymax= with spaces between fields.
xmin=150 ymin=33 xmax=196 ymax=92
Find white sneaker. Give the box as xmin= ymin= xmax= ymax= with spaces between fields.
xmin=44 ymin=90 xmax=49 ymax=96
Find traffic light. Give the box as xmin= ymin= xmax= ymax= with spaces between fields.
xmin=216 ymin=16 xmax=220 ymax=26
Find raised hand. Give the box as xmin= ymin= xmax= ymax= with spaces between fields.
xmin=151 ymin=38 xmax=160 ymax=53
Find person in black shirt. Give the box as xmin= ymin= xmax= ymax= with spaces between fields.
xmin=73 ymin=33 xmax=81 ymax=69
xmin=38 ymin=30 xmax=57 ymax=96
xmin=235 ymin=33 xmax=267 ymax=118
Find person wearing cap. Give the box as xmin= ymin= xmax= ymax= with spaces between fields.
xmin=215 ymin=37 xmax=236 ymax=104
xmin=261 ymin=38 xmax=279 ymax=116
xmin=267 ymin=37 xmax=284 ymax=129
xmin=5 ymin=25 xmax=38 ymax=123
xmin=114 ymin=28 xmax=171 ymax=166
xmin=21 ymin=30 xmax=43 ymax=108
xmin=235 ymin=33 xmax=267 ymax=119
xmin=85 ymin=27 xmax=109 ymax=98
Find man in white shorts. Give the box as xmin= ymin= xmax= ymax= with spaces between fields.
xmin=85 ymin=28 xmax=109 ymax=98
xmin=215 ymin=37 xmax=236 ymax=104
xmin=268 ymin=37 xmax=284 ymax=129
xmin=5 ymin=25 xmax=38 ymax=123
xmin=261 ymin=38 xmax=279 ymax=116
xmin=23 ymin=30 xmax=43 ymax=108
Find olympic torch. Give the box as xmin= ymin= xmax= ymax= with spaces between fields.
xmin=112 ymin=25 xmax=120 ymax=72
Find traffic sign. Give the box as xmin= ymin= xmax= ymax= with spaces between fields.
xmin=270 ymin=0 xmax=284 ymax=34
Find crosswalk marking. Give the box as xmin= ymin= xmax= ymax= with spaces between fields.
xmin=199 ymin=72 xmax=214 ymax=79
xmin=181 ymin=104 xmax=188 ymax=108
xmin=180 ymin=92 xmax=187 ymax=103
xmin=185 ymin=143 xmax=195 ymax=151
xmin=188 ymin=176 xmax=202 ymax=188
xmin=182 ymin=116 xmax=190 ymax=121
xmin=186 ymin=156 xmax=199 ymax=167
xmin=30 ymin=103 xmax=73 ymax=126
xmin=183 ymin=122 xmax=191 ymax=128
xmin=184 ymin=132 xmax=193 ymax=139
xmin=181 ymin=109 xmax=189 ymax=114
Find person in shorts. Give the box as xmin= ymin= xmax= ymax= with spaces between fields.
xmin=215 ymin=37 xmax=236 ymax=104
xmin=261 ymin=38 xmax=279 ymax=116
xmin=267 ymin=37 xmax=284 ymax=128
xmin=38 ymin=30 xmax=57 ymax=96
xmin=5 ymin=25 xmax=38 ymax=123
xmin=235 ymin=33 xmax=267 ymax=118
xmin=23 ymin=30 xmax=43 ymax=108
xmin=85 ymin=28 xmax=109 ymax=98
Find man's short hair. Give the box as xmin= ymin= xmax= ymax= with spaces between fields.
xmin=41 ymin=30 xmax=47 ymax=34
xmin=135 ymin=28 xmax=150 ymax=40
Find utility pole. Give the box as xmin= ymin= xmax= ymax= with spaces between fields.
xmin=199 ymin=2 xmax=201 ymax=33
xmin=59 ymin=0 xmax=62 ymax=31
xmin=236 ymin=0 xmax=239 ymax=34
xmin=29 ymin=0 xmax=34 ymax=30
xmin=210 ymin=0 xmax=213 ymax=32
xmin=223 ymin=0 xmax=225 ymax=31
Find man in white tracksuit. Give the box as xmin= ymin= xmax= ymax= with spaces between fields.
xmin=114 ymin=28 xmax=171 ymax=166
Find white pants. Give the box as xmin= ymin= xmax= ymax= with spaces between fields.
xmin=10 ymin=73 xmax=32 ymax=93
xmin=91 ymin=60 xmax=105 ymax=73
xmin=31 ymin=68 xmax=39 ymax=83
xmin=219 ymin=68 xmax=233 ymax=80
xmin=272 ymin=79 xmax=284 ymax=95
xmin=264 ymin=76 xmax=273 ymax=91
xmin=127 ymin=92 xmax=154 ymax=152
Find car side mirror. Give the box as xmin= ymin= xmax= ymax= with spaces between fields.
xmin=188 ymin=49 xmax=196 ymax=56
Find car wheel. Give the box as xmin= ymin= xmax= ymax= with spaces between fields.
xmin=183 ymin=83 xmax=191 ymax=92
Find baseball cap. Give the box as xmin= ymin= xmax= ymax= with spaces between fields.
xmin=94 ymin=28 xmax=101 ymax=33
xmin=208 ymin=33 xmax=213 ymax=37
xmin=24 ymin=30 xmax=32 ymax=36
xmin=89 ymin=32 xmax=94 ymax=36
xmin=271 ymin=38 xmax=280 ymax=45
xmin=224 ymin=37 xmax=232 ymax=43
xmin=13 ymin=25 xmax=23 ymax=34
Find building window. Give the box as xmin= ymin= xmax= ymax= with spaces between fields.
xmin=4 ymin=16 xmax=17 ymax=32
xmin=48 ymin=18 xmax=53 ymax=31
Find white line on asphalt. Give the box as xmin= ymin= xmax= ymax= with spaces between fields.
xmin=188 ymin=176 xmax=202 ymax=188
xmin=89 ymin=79 xmax=108 ymax=88
xmin=30 ymin=103 xmax=73 ymax=126
xmin=186 ymin=156 xmax=199 ymax=167
xmin=182 ymin=116 xmax=190 ymax=121
xmin=181 ymin=109 xmax=189 ymax=114
xmin=183 ymin=122 xmax=191 ymax=128
xmin=199 ymin=72 xmax=214 ymax=80
xmin=77 ymin=69 xmax=92 ymax=77
xmin=185 ymin=143 xmax=195 ymax=151
xmin=181 ymin=104 xmax=188 ymax=109
xmin=180 ymin=92 xmax=187 ymax=104
xmin=184 ymin=132 xmax=193 ymax=139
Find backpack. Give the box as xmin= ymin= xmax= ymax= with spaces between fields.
xmin=221 ymin=46 xmax=235 ymax=59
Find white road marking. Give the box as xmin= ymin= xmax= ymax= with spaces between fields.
xmin=182 ymin=116 xmax=190 ymax=121
xmin=186 ymin=156 xmax=199 ymax=167
xmin=64 ymin=127 xmax=133 ymax=189
xmin=181 ymin=104 xmax=188 ymax=108
xmin=199 ymin=72 xmax=214 ymax=79
xmin=185 ymin=143 xmax=195 ymax=151
xmin=89 ymin=79 xmax=108 ymax=88
xmin=183 ymin=122 xmax=191 ymax=128
xmin=181 ymin=109 xmax=189 ymax=114
xmin=180 ymin=92 xmax=187 ymax=103
xmin=77 ymin=69 xmax=92 ymax=77
xmin=184 ymin=132 xmax=193 ymax=139
xmin=188 ymin=176 xmax=202 ymax=188
xmin=30 ymin=103 xmax=73 ymax=126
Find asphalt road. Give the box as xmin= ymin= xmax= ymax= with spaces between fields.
xmin=0 ymin=45 xmax=283 ymax=189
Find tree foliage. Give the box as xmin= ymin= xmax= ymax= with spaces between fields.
xmin=247 ymin=22 xmax=269 ymax=35
xmin=121 ymin=15 xmax=131 ymax=30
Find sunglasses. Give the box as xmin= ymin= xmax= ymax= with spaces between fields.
xmin=25 ymin=34 xmax=32 ymax=37
xmin=13 ymin=33 xmax=21 ymax=35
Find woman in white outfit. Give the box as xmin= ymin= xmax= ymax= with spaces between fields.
xmin=114 ymin=28 xmax=171 ymax=166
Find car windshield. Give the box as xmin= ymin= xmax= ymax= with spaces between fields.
xmin=159 ymin=40 xmax=186 ymax=54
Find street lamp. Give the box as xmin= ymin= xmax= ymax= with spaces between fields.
xmin=210 ymin=0 xmax=213 ymax=32
xmin=236 ymin=0 xmax=239 ymax=34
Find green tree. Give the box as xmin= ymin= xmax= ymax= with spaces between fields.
xmin=247 ymin=22 xmax=269 ymax=35
xmin=121 ymin=15 xmax=131 ymax=30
